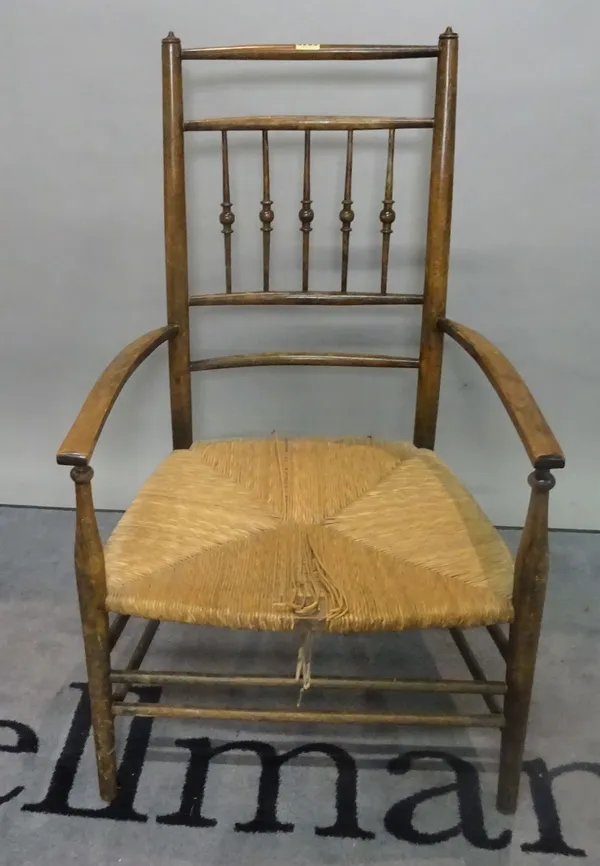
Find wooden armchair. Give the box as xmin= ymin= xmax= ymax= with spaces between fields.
xmin=57 ymin=29 xmax=564 ymax=815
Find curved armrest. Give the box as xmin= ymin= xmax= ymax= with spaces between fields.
xmin=440 ymin=318 xmax=565 ymax=470
xmin=57 ymin=325 xmax=179 ymax=467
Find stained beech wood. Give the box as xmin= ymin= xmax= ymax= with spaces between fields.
xmin=219 ymin=130 xmax=234 ymax=292
xmin=339 ymin=131 xmax=354 ymax=292
xmin=379 ymin=128 xmax=396 ymax=294
xmin=299 ymin=131 xmax=314 ymax=291
xmin=440 ymin=318 xmax=565 ymax=470
xmin=414 ymin=28 xmax=458 ymax=449
xmin=108 ymin=614 xmax=130 ymax=651
xmin=260 ymin=131 xmax=274 ymax=291
xmin=181 ymin=45 xmax=439 ymax=61
xmin=57 ymin=326 xmax=178 ymax=467
xmin=190 ymin=352 xmax=420 ymax=371
xmin=487 ymin=624 xmax=509 ymax=660
xmin=184 ymin=116 xmax=433 ymax=132
xmin=112 ymin=620 xmax=160 ymax=702
xmin=449 ymin=628 xmax=503 ymax=715
xmin=111 ymin=671 xmax=506 ymax=695
xmin=498 ymin=470 xmax=555 ymax=813
xmin=189 ymin=291 xmax=423 ymax=306
xmin=114 ymin=704 xmax=503 ymax=727
xmin=163 ymin=34 xmax=193 ymax=448
xmin=71 ymin=466 xmax=116 ymax=801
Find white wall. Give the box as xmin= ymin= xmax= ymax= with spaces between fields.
xmin=1 ymin=0 xmax=599 ymax=529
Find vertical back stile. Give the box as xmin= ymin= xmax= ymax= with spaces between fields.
xmin=379 ymin=129 xmax=396 ymax=294
xmin=299 ymin=131 xmax=314 ymax=292
xmin=414 ymin=28 xmax=458 ymax=448
xmin=260 ymin=131 xmax=274 ymax=291
xmin=219 ymin=130 xmax=235 ymax=293
xmin=339 ymin=131 xmax=355 ymax=293
xmin=162 ymin=33 xmax=192 ymax=448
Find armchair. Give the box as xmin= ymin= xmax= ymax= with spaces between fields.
xmin=57 ymin=29 xmax=563 ymax=816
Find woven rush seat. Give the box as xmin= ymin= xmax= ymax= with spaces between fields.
xmin=105 ymin=438 xmax=514 ymax=633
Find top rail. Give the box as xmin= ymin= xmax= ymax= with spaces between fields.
xmin=184 ymin=116 xmax=433 ymax=132
xmin=181 ymin=44 xmax=439 ymax=61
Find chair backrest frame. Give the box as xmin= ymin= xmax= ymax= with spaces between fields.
xmin=161 ymin=30 xmax=458 ymax=451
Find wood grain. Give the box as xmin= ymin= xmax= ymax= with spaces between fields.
xmin=414 ymin=28 xmax=458 ymax=448
xmin=299 ymin=131 xmax=314 ymax=291
xmin=111 ymin=670 xmax=506 ymax=695
xmin=219 ymin=130 xmax=235 ymax=293
xmin=440 ymin=318 xmax=565 ymax=470
xmin=189 ymin=291 xmax=423 ymax=306
xmin=114 ymin=704 xmax=503 ymax=727
xmin=260 ymin=130 xmax=274 ymax=291
xmin=184 ymin=116 xmax=434 ymax=132
xmin=487 ymin=624 xmax=508 ymax=660
xmin=71 ymin=466 xmax=116 ymax=801
xmin=108 ymin=614 xmax=130 ymax=651
xmin=181 ymin=44 xmax=439 ymax=61
xmin=498 ymin=469 xmax=555 ymax=813
xmin=190 ymin=352 xmax=420 ymax=371
xmin=57 ymin=326 xmax=177 ymax=467
xmin=339 ymin=131 xmax=354 ymax=292
xmin=163 ymin=34 xmax=193 ymax=448
xmin=449 ymin=628 xmax=503 ymax=714
xmin=112 ymin=620 xmax=160 ymax=702
xmin=379 ymin=128 xmax=396 ymax=294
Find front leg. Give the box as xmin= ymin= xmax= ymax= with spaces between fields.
xmin=71 ymin=465 xmax=117 ymax=802
xmin=497 ymin=468 xmax=555 ymax=814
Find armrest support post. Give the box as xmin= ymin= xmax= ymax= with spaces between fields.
xmin=513 ymin=469 xmax=554 ymax=607
xmin=70 ymin=465 xmax=116 ymax=800
xmin=71 ymin=465 xmax=106 ymax=604
xmin=498 ymin=468 xmax=554 ymax=812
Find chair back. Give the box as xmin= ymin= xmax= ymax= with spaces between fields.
xmin=162 ymin=31 xmax=458 ymax=449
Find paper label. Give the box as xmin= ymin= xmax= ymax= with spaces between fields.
xmin=295 ymin=44 xmax=320 ymax=50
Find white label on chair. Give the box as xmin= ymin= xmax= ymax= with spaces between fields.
xmin=296 ymin=44 xmax=320 ymax=50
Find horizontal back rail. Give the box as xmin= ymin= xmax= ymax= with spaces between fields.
xmin=181 ymin=44 xmax=439 ymax=61
xmin=184 ymin=116 xmax=433 ymax=132
xmin=188 ymin=291 xmax=423 ymax=306
xmin=190 ymin=352 xmax=420 ymax=371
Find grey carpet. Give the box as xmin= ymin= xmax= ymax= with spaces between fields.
xmin=0 ymin=505 xmax=599 ymax=865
